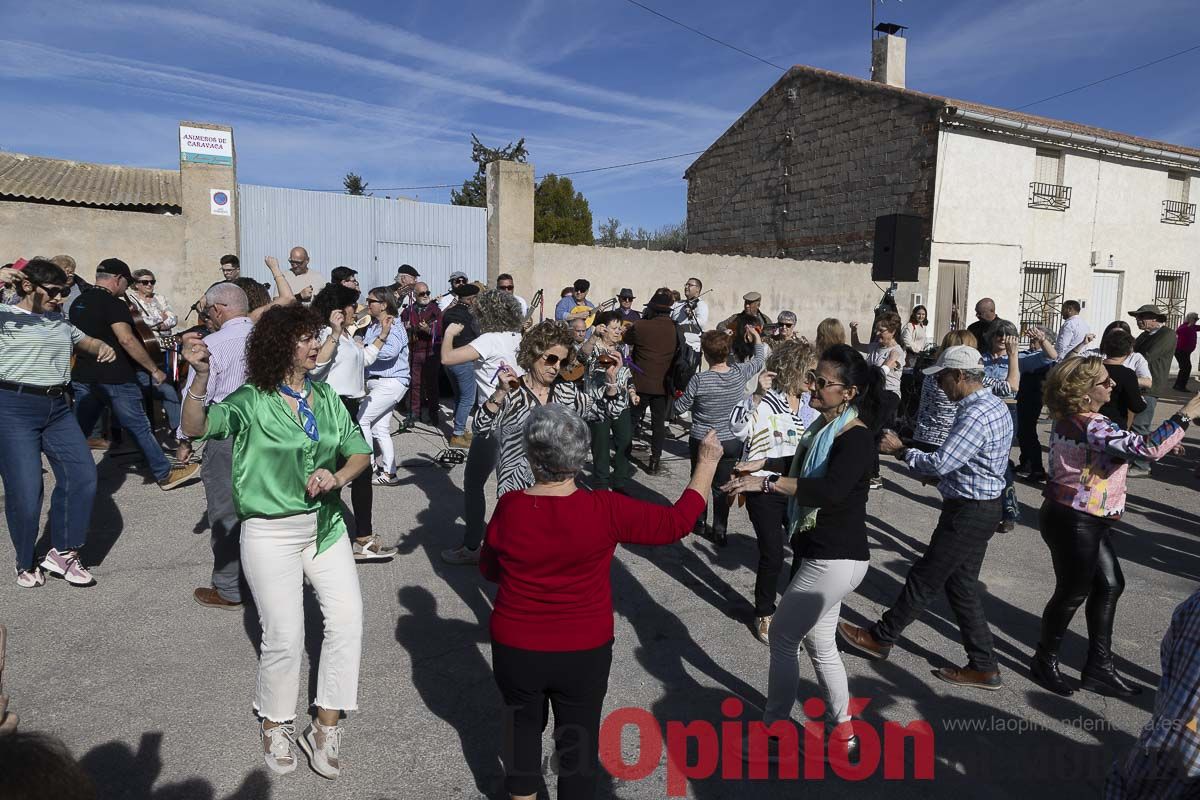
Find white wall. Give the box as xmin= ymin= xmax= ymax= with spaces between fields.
xmin=929 ymin=126 xmax=1199 ymax=334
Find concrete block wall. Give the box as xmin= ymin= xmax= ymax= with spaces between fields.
xmin=685 ymin=68 xmax=941 ymax=262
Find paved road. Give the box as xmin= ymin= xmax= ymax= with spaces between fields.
xmin=2 ymin=397 xmax=1198 ymax=799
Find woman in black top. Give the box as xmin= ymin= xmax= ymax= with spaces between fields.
xmin=723 ymin=344 xmax=879 ymax=757
xmin=1098 ymin=328 xmax=1146 ymax=429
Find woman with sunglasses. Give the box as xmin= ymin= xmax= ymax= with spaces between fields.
xmin=1032 ymin=357 xmax=1200 ymax=698
xmin=721 ymin=344 xmax=881 ymax=760
xmin=473 ymin=321 xmax=626 ymax=500
xmin=0 ymin=260 xmax=116 ymax=587
xmin=127 ymin=268 xmax=183 ymax=443
xmin=357 ymin=287 xmax=408 ymax=486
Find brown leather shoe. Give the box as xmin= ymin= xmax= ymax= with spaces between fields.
xmin=837 ymin=622 xmax=892 ymax=660
xmin=934 ymin=665 xmax=1003 ymax=691
xmin=87 ymin=438 xmax=110 ymax=451
xmin=193 ymin=587 xmax=242 ymax=610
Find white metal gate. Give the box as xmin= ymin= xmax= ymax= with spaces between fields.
xmin=1087 ymin=271 xmax=1121 ymax=331
xmin=237 ymin=184 xmax=486 ymax=293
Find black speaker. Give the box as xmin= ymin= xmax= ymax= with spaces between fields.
xmin=872 ymin=213 xmax=922 ymax=283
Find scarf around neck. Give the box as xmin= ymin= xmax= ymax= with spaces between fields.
xmin=786 ymin=405 xmax=859 ymax=536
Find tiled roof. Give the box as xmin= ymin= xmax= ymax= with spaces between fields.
xmin=0 ymin=151 xmax=181 ymax=209
xmin=788 ymin=65 xmax=1200 ymax=159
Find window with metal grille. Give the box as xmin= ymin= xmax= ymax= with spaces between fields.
xmin=1154 ymin=270 xmax=1190 ymax=329
xmin=1162 ymin=171 xmax=1195 ymax=225
xmin=1029 ymin=148 xmax=1070 ymax=210
xmin=1019 ymin=261 xmax=1066 ymax=334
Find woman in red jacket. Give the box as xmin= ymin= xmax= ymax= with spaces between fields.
xmin=480 ymin=404 xmax=721 ymax=800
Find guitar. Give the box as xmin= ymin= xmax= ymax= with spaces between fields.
xmin=569 ymin=297 xmax=618 ymax=328
xmin=124 ymin=296 xmax=176 ymax=364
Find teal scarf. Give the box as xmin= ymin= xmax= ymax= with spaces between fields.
xmin=786 ymin=405 xmax=858 ymax=536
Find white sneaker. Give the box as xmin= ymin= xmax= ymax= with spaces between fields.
xmin=261 ymin=721 xmax=297 ymax=775
xmin=298 ymin=721 xmax=342 ymax=779
xmin=15 ymin=567 xmax=45 ymax=588
xmin=371 ymin=472 xmax=401 ymax=486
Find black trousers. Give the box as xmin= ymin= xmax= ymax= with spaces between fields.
xmin=872 ymin=497 xmax=1001 ymax=671
xmin=634 ymin=393 xmax=669 ymax=460
xmin=746 ymin=492 xmax=789 ymax=616
xmin=1175 ymin=350 xmax=1194 ymax=390
xmin=1036 ymin=501 xmax=1124 ymax=666
xmin=869 ymin=391 xmax=901 ymax=478
xmin=1016 ymin=365 xmax=1050 ymax=471
xmin=339 ymin=397 xmax=374 ymax=537
xmin=493 ymin=640 xmax=613 ymax=799
xmin=688 ymin=436 xmax=742 ymax=534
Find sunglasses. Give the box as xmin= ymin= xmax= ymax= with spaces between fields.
xmin=451 ymin=278 xmax=467 ymax=284
xmin=288 ymin=259 xmax=306 ymax=266
xmin=417 ymin=291 xmax=431 ymax=297
xmin=1094 ymin=377 xmax=1116 ymax=389
xmin=34 ymin=282 xmax=68 ymax=299
xmin=539 ymin=353 xmax=566 ymax=367
xmin=497 ymin=284 xmax=514 ymax=291
xmin=137 ymin=279 xmax=157 ymax=285
xmin=806 ymin=370 xmax=845 ymax=391
xmin=367 ymin=297 xmax=384 ymax=305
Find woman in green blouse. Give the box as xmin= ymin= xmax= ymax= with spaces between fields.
xmin=181 ymin=305 xmax=371 ymax=780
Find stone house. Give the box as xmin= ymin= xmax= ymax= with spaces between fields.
xmin=686 ymin=31 xmax=1199 ymax=338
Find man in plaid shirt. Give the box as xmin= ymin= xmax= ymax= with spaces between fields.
xmin=1106 ymin=588 xmax=1200 ymax=798
xmin=839 ymin=346 xmax=1013 ymax=690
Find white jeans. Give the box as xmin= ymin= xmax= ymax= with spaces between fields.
xmin=763 ymin=558 xmax=870 ymax=726
xmin=358 ymin=377 xmax=408 ymax=475
xmin=241 ymin=513 xmax=363 ymax=723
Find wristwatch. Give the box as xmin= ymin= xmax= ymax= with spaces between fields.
xmin=762 ymin=473 xmax=781 ymax=493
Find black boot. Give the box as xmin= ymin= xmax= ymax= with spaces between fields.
xmin=1029 ymin=645 xmax=1073 ymax=696
xmin=1081 ymin=638 xmax=1142 ymax=697
xmin=712 ymin=527 xmax=728 ymax=547
xmin=647 ymin=455 xmax=661 ymax=475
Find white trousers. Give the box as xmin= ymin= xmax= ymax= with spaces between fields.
xmin=357 ymin=377 xmax=408 ymax=475
xmin=241 ymin=513 xmax=363 ymax=723
xmin=763 ymin=558 xmax=870 ymax=726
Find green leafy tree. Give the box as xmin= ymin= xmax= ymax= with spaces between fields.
xmin=597 ymin=217 xmax=623 ymax=246
xmin=535 ymin=174 xmax=594 ymax=245
xmin=595 ymin=218 xmax=686 ymax=251
xmin=343 ymin=172 xmax=370 ymax=195
xmin=451 ymin=134 xmax=528 ymax=207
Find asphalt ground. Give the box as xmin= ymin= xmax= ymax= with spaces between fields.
xmin=1 ymin=390 xmax=1198 ymax=799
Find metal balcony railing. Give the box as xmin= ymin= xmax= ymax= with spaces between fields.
xmin=1162 ymin=200 xmax=1196 ymax=225
xmin=1028 ymin=182 xmax=1071 ymax=211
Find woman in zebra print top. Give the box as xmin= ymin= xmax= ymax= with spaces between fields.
xmin=473 ymin=321 xmax=628 ymax=497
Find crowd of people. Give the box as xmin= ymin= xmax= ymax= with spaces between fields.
xmin=2 ymin=251 xmax=1199 ymax=798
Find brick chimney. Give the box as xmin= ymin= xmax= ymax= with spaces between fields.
xmin=871 ymin=23 xmax=907 ymax=89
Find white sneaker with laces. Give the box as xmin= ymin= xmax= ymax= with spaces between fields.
xmin=261 ymin=721 xmax=297 ymax=775
xmin=15 ymin=568 xmax=45 ymax=588
xmin=298 ymin=721 xmax=342 ymax=779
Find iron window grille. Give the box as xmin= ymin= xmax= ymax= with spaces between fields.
xmin=1019 ymin=261 xmax=1066 ymax=335
xmin=1028 ymin=182 xmax=1071 ymax=211
xmin=1154 ymin=270 xmax=1190 ymax=329
xmin=1161 ymin=200 xmax=1196 ymax=226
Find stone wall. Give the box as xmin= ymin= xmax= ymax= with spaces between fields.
xmin=530 ymin=242 xmax=927 ymax=333
xmin=685 ymin=66 xmax=941 ymax=262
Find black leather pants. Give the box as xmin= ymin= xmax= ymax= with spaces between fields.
xmin=1037 ymin=500 xmax=1125 ymax=667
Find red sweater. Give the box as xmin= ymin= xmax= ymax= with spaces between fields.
xmin=480 ymin=488 xmax=705 ymax=651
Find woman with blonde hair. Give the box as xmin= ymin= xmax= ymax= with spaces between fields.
xmin=1031 ymin=357 xmax=1199 ymax=698
xmin=730 ymin=337 xmax=819 ymax=641
xmin=814 ymin=318 xmax=845 ymax=355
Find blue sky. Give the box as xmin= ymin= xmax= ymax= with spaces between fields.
xmin=1 ymin=0 xmax=1197 ymax=232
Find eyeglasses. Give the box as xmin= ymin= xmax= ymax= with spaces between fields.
xmin=539 ymin=353 xmax=565 ymax=367
xmin=497 ymin=284 xmax=514 ymax=291
xmin=806 ymin=370 xmax=845 ymax=391
xmin=367 ymin=297 xmax=384 ymax=305
xmin=137 ymin=279 xmax=156 ymax=285
xmin=220 ymin=266 xmax=237 ymax=273
xmin=1094 ymin=377 xmax=1116 ymax=389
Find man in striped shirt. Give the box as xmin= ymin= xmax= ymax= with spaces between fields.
xmin=182 ymin=283 xmax=254 ymax=610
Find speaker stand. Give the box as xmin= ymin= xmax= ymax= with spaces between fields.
xmin=875 ymin=281 xmax=899 ymax=317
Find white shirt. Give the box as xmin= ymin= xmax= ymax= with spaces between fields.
xmin=671 ymin=299 xmax=709 ymax=352
xmin=514 ymin=294 xmax=529 ymax=317
xmin=1054 ymin=315 xmax=1090 ymax=361
xmin=470 ymin=331 xmax=523 ymax=403
xmin=311 ymin=327 xmax=380 ymax=399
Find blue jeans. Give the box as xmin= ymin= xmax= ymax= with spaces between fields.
xmin=73 ymin=381 xmax=172 ymax=481
xmin=136 ymin=370 xmax=181 ymax=432
xmin=446 ymin=362 xmax=477 ymax=436
xmin=0 ymin=388 xmax=97 ymax=571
